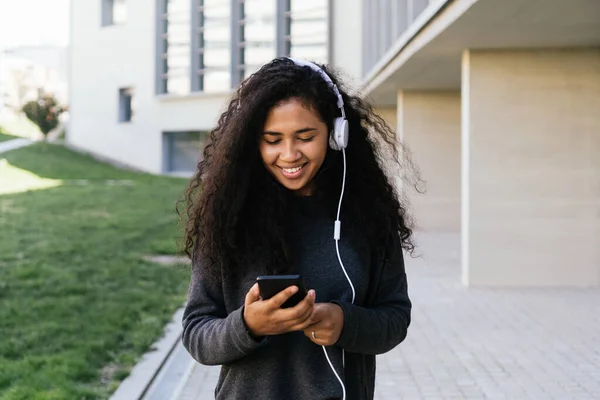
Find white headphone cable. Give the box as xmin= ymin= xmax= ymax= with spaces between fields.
xmin=334 ymin=149 xmax=355 ymax=305
xmin=321 ymin=147 xmax=355 ymax=400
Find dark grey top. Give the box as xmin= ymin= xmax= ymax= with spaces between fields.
xmin=182 ymin=195 xmax=411 ymax=400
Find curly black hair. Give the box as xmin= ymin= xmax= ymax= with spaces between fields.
xmin=178 ymin=57 xmax=420 ymax=282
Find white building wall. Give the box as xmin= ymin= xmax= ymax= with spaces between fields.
xmin=69 ymin=0 xmax=230 ymax=174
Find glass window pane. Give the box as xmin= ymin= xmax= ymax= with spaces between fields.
xmin=166 ymin=131 xmax=208 ymax=173
xmin=113 ymin=0 xmax=128 ymax=24
xmin=241 ymin=0 xmax=276 ymax=77
xmin=201 ymin=0 xmax=231 ymax=91
xmin=291 ymin=0 xmax=324 ymax=14
xmin=165 ymin=0 xmax=191 ymax=94
xmin=204 ymin=70 xmax=230 ymax=92
xmin=287 ymin=0 xmax=328 ymax=64
xmin=204 ymin=48 xmax=229 ymax=67
xmin=167 ymin=76 xmax=190 ymax=94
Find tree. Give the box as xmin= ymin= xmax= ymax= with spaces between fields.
xmin=22 ymin=94 xmax=65 ymax=143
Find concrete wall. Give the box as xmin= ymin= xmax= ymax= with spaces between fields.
xmin=398 ymin=90 xmax=462 ymax=232
xmin=462 ymin=49 xmax=600 ymax=287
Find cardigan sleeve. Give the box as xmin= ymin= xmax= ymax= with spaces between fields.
xmin=181 ymin=260 xmax=268 ymax=366
xmin=332 ymin=239 xmax=411 ymax=355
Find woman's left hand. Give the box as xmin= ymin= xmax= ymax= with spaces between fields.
xmin=303 ymin=303 xmax=344 ymax=346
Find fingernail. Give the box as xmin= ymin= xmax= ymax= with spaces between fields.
xmin=290 ymin=286 xmax=298 ymax=293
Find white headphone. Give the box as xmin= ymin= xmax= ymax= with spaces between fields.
xmin=287 ymin=57 xmax=355 ymax=400
xmin=287 ymin=57 xmax=349 ymax=151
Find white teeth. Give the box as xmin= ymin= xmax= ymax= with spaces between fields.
xmin=282 ymin=165 xmax=303 ymax=174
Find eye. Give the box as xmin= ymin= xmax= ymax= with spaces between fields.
xmin=298 ymin=136 xmax=315 ymax=143
xmin=264 ymin=138 xmax=281 ymax=145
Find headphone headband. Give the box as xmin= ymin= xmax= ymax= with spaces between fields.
xmin=286 ymin=57 xmax=346 ymax=118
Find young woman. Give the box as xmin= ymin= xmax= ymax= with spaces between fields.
xmin=179 ymin=57 xmax=415 ymax=400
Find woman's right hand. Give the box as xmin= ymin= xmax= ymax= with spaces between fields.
xmin=243 ymin=283 xmax=316 ymax=337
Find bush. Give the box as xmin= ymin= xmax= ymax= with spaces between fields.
xmin=21 ymin=95 xmax=66 ymax=141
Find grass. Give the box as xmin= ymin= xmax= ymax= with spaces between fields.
xmin=0 ymin=143 xmax=192 ymax=400
xmin=0 ymin=129 xmax=18 ymax=143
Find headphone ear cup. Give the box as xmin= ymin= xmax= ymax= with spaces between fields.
xmin=330 ymin=117 xmax=349 ymax=150
xmin=329 ymin=134 xmax=341 ymax=151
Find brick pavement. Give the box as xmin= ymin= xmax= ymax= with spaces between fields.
xmin=175 ymin=233 xmax=600 ymax=399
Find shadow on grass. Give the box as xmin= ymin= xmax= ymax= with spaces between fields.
xmin=1 ymin=142 xmax=154 ymax=181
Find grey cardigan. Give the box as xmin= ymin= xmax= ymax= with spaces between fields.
xmin=182 ymin=197 xmax=411 ymax=399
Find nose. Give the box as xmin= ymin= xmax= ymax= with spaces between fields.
xmin=279 ymin=140 xmax=301 ymax=163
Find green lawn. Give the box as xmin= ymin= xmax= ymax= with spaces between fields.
xmin=0 ymin=130 xmax=18 ymax=142
xmin=0 ymin=143 xmax=191 ymax=400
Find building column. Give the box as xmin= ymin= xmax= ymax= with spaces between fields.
xmin=397 ymin=90 xmax=461 ymax=233
xmin=461 ymin=49 xmax=600 ymax=287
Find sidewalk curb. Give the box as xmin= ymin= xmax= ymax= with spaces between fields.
xmin=109 ymin=307 xmax=185 ymax=400
xmin=0 ymin=138 xmax=34 ymax=154
xmin=167 ymin=357 xmax=196 ymax=400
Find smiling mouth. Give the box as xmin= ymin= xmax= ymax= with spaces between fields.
xmin=278 ymin=163 xmax=307 ymax=178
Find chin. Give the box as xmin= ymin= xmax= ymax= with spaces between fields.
xmin=283 ymin=182 xmax=307 ymax=192
xmin=275 ymin=177 xmax=307 ymax=193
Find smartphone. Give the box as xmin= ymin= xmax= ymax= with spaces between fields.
xmin=256 ymin=274 xmax=308 ymax=309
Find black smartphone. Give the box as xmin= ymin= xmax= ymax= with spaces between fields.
xmin=256 ymin=274 xmax=308 ymax=308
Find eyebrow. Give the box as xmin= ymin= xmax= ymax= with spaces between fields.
xmin=262 ymin=127 xmax=317 ymax=136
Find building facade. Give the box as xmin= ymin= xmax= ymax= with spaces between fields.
xmin=69 ymin=0 xmax=362 ymax=175
xmin=360 ymin=0 xmax=600 ymax=287
xmin=69 ymin=0 xmax=600 ymax=287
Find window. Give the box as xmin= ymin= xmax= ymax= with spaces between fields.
xmin=102 ymin=0 xmax=127 ymax=26
xmin=158 ymin=0 xmax=231 ymax=94
xmin=282 ymin=0 xmax=328 ymax=64
xmin=237 ymin=0 xmax=276 ymax=81
xmin=192 ymin=0 xmax=231 ymax=92
xmin=155 ymin=0 xmax=329 ymax=95
xmin=157 ymin=0 xmax=191 ymax=94
xmin=118 ymin=88 xmax=134 ymax=122
xmin=163 ymin=131 xmax=208 ymax=173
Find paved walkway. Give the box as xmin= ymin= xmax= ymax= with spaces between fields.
xmin=0 ymin=138 xmax=33 ymax=154
xmin=171 ymin=233 xmax=600 ymax=399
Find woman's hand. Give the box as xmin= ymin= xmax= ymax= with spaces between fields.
xmin=243 ymin=283 xmax=316 ymax=337
xmin=303 ymin=303 xmax=344 ymax=346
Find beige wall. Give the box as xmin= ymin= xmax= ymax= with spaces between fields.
xmin=462 ymin=49 xmax=600 ymax=287
xmin=372 ymin=107 xmax=402 ymax=191
xmin=398 ymin=91 xmax=462 ymax=232
xmin=375 ymin=107 xmax=397 ymax=129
